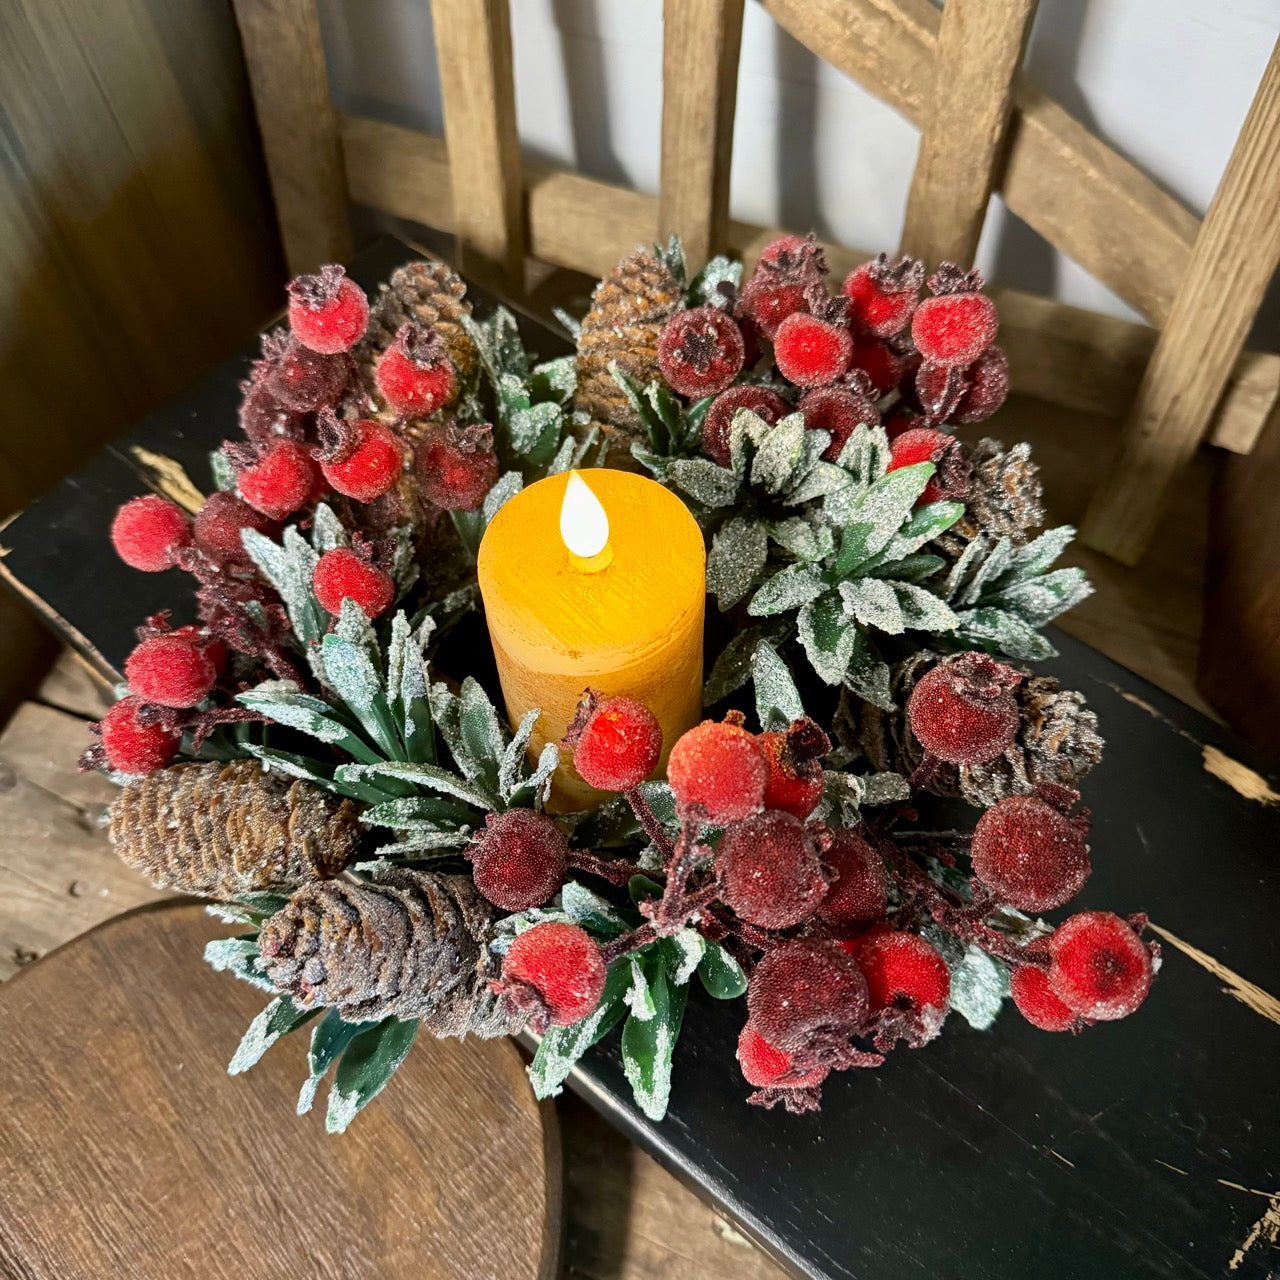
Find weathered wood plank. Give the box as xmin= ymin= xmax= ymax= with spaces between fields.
xmin=658 ymin=0 xmax=746 ymax=270
xmin=1081 ymin=38 xmax=1280 ymax=564
xmin=433 ymin=0 xmax=524 ymax=290
xmin=232 ymin=0 xmax=352 ymax=274
xmin=899 ymin=0 xmax=1038 ymax=267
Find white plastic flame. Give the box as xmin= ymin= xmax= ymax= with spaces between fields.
xmin=560 ymin=470 xmax=610 ymax=559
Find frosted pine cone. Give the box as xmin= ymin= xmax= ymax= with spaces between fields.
xmin=574 ymin=248 xmax=682 ymax=438
xmin=837 ymin=652 xmax=1102 ymax=807
xmin=258 ymin=868 xmax=522 ymax=1037
xmin=109 ymin=760 xmax=360 ymax=898
xmin=934 ymin=439 xmax=1045 ymax=555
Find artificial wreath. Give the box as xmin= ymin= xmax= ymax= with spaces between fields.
xmin=85 ymin=235 xmax=1157 ymax=1131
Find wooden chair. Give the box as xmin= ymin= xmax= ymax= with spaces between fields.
xmin=232 ymin=0 xmax=1280 ymax=565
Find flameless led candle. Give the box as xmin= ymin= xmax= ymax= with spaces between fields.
xmin=477 ymin=468 xmax=705 ymax=809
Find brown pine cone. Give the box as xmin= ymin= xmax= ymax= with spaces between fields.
xmin=836 ymin=652 xmax=1103 ymax=808
xmin=574 ymin=248 xmax=681 ymax=438
xmin=109 ymin=760 xmax=360 ymax=898
xmin=934 ymin=439 xmax=1046 ymax=557
xmin=258 ymin=868 xmax=522 ymax=1037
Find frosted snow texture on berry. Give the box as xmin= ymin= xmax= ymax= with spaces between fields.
xmin=799 ymin=386 xmax=879 ymax=462
xmin=414 ymin=422 xmax=499 ymax=511
xmin=1047 ymin=911 xmax=1153 ymax=1021
xmin=717 ymin=810 xmax=828 ymax=929
xmin=125 ymin=634 xmax=217 ymax=709
xmin=468 ymin=808 xmax=567 ymax=911
xmin=266 ymin=336 xmax=348 ymax=412
xmin=841 ymin=254 xmax=924 ymax=338
xmin=111 ymin=496 xmax=191 ymax=572
xmin=287 ymin=265 xmax=369 ymax=355
xmin=774 ymin=310 xmax=852 ymax=387
xmin=701 ymin=386 xmax=790 ymax=467
xmin=911 ymin=266 xmax=998 ymax=368
xmin=666 ymin=716 xmax=767 ymax=822
xmin=497 ymin=921 xmax=607 ymax=1032
xmin=1010 ymin=964 xmax=1079 ymax=1032
xmin=99 ymin=697 xmax=181 ymax=774
xmin=856 ymin=931 xmax=950 ymax=1047
xmin=747 ymin=939 xmax=868 ymax=1055
xmin=312 ymin=547 xmax=395 ymax=618
xmin=736 ymin=1022 xmax=827 ymax=1113
xmin=971 ymin=793 xmax=1091 ymax=911
xmin=818 ymin=829 xmax=888 ymax=929
xmin=657 ymin=306 xmax=745 ymax=397
xmin=566 ymin=691 xmax=663 ymax=792
xmin=316 ymin=414 xmax=405 ymax=503
xmin=375 ymin=323 xmax=457 ymax=416
xmin=237 ymin=440 xmax=317 ymax=520
xmin=193 ymin=491 xmax=276 ymax=561
xmin=906 ymin=651 xmax=1021 ymax=765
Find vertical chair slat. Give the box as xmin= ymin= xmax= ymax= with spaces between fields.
xmin=433 ymin=0 xmax=524 ymax=291
xmin=658 ymin=0 xmax=746 ymax=270
xmin=232 ymin=0 xmax=351 ymax=275
xmin=1081 ymin=38 xmax=1280 ymax=565
xmin=899 ymin=0 xmax=1038 ymax=268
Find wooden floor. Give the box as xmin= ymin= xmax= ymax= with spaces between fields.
xmin=0 ymin=383 xmax=1216 ymax=1277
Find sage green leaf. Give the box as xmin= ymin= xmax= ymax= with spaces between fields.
xmin=797 ymin=591 xmax=856 ymax=684
xmin=668 ymin=457 xmax=740 ymax=508
xmin=337 ymin=760 xmax=494 ymax=809
xmin=310 ymin=502 xmax=348 ymax=553
xmin=696 ymin=940 xmax=748 ymax=999
xmin=621 ymin=959 xmax=687 ymax=1121
xmin=891 ymin=582 xmax=959 ymax=631
xmin=835 ymin=422 xmax=892 ymax=485
xmin=204 ymin=938 xmax=275 ymax=993
xmin=498 ymin=708 xmax=541 ymax=802
xmin=531 ymin=353 xmax=577 ymax=403
xmin=482 ymin=470 xmax=524 ymax=523
xmin=228 ymin=996 xmax=316 ymax=1076
xmin=298 ymin=1010 xmax=375 ymax=1115
xmin=560 ymin=880 xmax=630 ymax=937
xmin=787 ymin=459 xmax=852 ymax=505
xmin=748 ymin=563 xmax=825 ymax=617
xmin=750 ymin=414 xmax=807 ymax=495
xmin=662 ymin=929 xmax=706 ymax=986
xmin=954 ymin=607 xmax=1056 ymax=661
xmin=527 ymin=962 xmax=630 ymax=1100
xmin=704 ymin=627 xmax=766 ymax=704
xmin=625 ymin=955 xmax=656 ymax=1020
xmin=990 ymin=567 xmax=1092 ymax=627
xmin=839 ymin=578 xmax=905 ymax=633
xmin=242 ymin=526 xmax=324 ymax=648
xmin=843 ymin=628 xmax=893 ymax=710
xmin=1003 ymin=523 xmax=1076 ymax=580
xmin=457 ymin=677 xmax=505 ymax=791
xmin=707 ymin=517 xmax=768 ymax=610
xmin=767 ymin=516 xmax=833 ymax=562
xmin=326 ymin=1018 xmax=420 ymax=1133
xmin=752 ymin=640 xmax=804 ymax=731
xmin=236 ymin=683 xmax=379 ymax=762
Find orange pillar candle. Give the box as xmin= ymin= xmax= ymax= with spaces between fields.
xmin=477 ymin=468 xmax=705 ymax=810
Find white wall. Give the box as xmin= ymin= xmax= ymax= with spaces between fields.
xmin=317 ymin=0 xmax=1277 ymax=324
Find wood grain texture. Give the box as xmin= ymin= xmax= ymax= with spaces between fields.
xmin=336 ymin=116 xmax=1279 ymax=454
xmin=232 ymin=0 xmax=352 ymax=274
xmin=899 ymin=0 xmax=1037 ymax=267
xmin=759 ymin=0 xmax=1199 ymax=325
xmin=658 ymin=0 xmax=746 ymax=270
xmin=1081 ymin=38 xmax=1280 ymax=564
xmin=0 ymin=901 xmax=562 ymax=1279
xmin=433 ymin=0 xmax=525 ymax=290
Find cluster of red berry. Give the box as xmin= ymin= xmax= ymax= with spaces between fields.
xmin=656 ymin=235 xmax=1007 ymax=478
xmin=95 ymin=263 xmax=510 ymax=775
xmin=485 ymin=666 xmax=1153 ymax=1113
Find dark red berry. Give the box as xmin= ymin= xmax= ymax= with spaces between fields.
xmin=98 ymin=697 xmax=181 ymax=774
xmin=757 ymin=233 xmax=825 ymax=273
xmin=266 ymin=336 xmax=348 ymax=412
xmin=953 ymin=345 xmax=1009 ymax=424
xmin=414 ymin=422 xmax=499 ymax=512
xmin=497 ymin=921 xmax=607 ymax=1032
xmin=238 ymin=377 xmax=299 ymax=444
xmin=774 ymin=310 xmax=852 ymax=387
xmin=1010 ymin=964 xmax=1080 ymax=1032
xmin=717 ymin=810 xmax=828 ymax=929
xmin=125 ymin=633 xmax=218 ymax=709
xmin=906 ymin=652 xmax=1022 ymax=765
xmin=737 ymin=1022 xmax=827 ymax=1090
xmin=818 ymin=829 xmax=888 ymax=930
xmin=738 ymin=277 xmax=810 ymax=340
xmin=747 ymin=938 xmax=868 ymax=1054
xmin=468 ymin=808 xmax=568 ymax=911
xmin=566 ymin=691 xmax=663 ymax=792
xmin=287 ymin=264 xmax=369 ymax=354
xmin=312 ymin=547 xmax=395 ymax=618
xmin=758 ymin=718 xmax=829 ymax=819
xmin=841 ymin=254 xmax=924 ymax=338
xmin=666 ymin=715 xmax=768 ymax=822
xmin=701 ymin=385 xmax=791 ymax=467
xmin=316 ymin=415 xmax=405 ymax=502
xmin=192 ymin=491 xmax=277 ymax=561
xmin=855 ymin=931 xmax=950 ymax=1018
xmin=657 ymin=306 xmax=746 ymax=397
xmin=883 ymin=406 xmax=923 ymax=440
xmin=847 ymin=333 xmax=906 ymax=394
xmin=237 ymin=440 xmax=318 ymax=520
xmin=799 ymin=386 xmax=879 ymax=462
xmin=971 ymin=794 xmax=1091 ymax=911
xmin=375 ymin=324 xmax=458 ymax=416
xmin=911 ymin=266 xmax=998 ymax=368
xmin=110 ymin=496 xmax=190 ymax=572
xmin=1047 ymin=912 xmax=1153 ymax=1021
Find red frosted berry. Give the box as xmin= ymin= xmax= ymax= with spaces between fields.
xmin=497 ymin=921 xmax=607 ymax=1032
xmin=855 ymin=931 xmax=950 ymax=1018
xmin=287 ymin=264 xmax=369 ymax=354
xmin=757 ymin=233 xmax=823 ymax=272
xmin=414 ymin=422 xmax=499 ymax=512
xmin=375 ymin=324 xmax=457 ymax=416
xmin=774 ymin=309 xmax=852 ymax=388
xmin=911 ymin=266 xmax=999 ymax=368
xmin=1047 ymin=911 xmax=1153 ymax=1021
xmin=759 ymin=717 xmax=829 ymax=819
xmin=125 ymin=633 xmax=217 ymax=709
xmin=1010 ymin=964 xmax=1080 ymax=1032
xmin=238 ymin=377 xmax=299 ymax=444
xmin=666 ymin=715 xmax=768 ymax=822
xmin=468 ymin=808 xmax=568 ymax=911
xmin=738 ymin=277 xmax=810 ymax=340
xmin=953 ymin=345 xmax=1009 ymax=424
xmin=98 ymin=697 xmax=181 ymax=774
xmin=192 ymin=491 xmax=277 ymax=561
xmin=887 ymin=425 xmax=964 ymax=503
xmin=266 ymin=336 xmax=347 ymax=412
xmin=848 ymin=333 xmax=906 ymax=394
xmin=312 ymin=547 xmax=395 ymax=618
xmin=841 ymin=254 xmax=925 ymax=338
xmin=566 ymin=691 xmax=663 ymax=792
xmin=799 ymin=386 xmax=879 ymax=462
xmin=701 ymin=385 xmax=791 ymax=467
xmin=316 ymin=414 xmax=405 ymax=503
xmin=237 ymin=439 xmax=318 ymax=520
xmin=657 ymin=306 xmax=746 ymax=398
xmin=110 ymin=495 xmax=190 ymax=572
xmin=971 ymin=794 xmax=1091 ymax=911
xmin=747 ymin=938 xmax=868 ymax=1054
xmin=737 ymin=1021 xmax=828 ymax=1089
xmin=717 ymin=810 xmax=828 ymax=929
xmin=818 ymin=829 xmax=888 ymax=930
xmin=883 ymin=406 xmax=923 ymax=440
xmin=907 ymin=652 xmax=1022 ymax=765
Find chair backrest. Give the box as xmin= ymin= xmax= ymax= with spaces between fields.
xmin=232 ymin=0 xmax=1280 ymax=565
